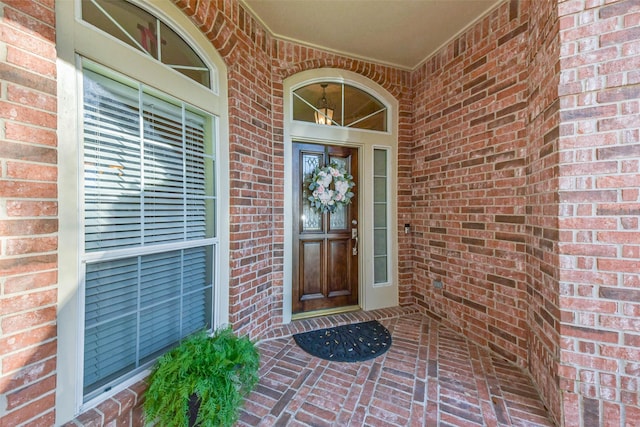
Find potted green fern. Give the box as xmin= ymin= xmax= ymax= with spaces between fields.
xmin=143 ymin=327 xmax=260 ymax=427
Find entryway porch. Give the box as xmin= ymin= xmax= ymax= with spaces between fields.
xmin=239 ymin=307 xmax=554 ymax=426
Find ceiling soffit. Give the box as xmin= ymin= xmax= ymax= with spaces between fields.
xmin=241 ymin=0 xmax=501 ymax=70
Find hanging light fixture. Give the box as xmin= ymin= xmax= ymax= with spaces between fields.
xmin=314 ymin=83 xmax=334 ymax=125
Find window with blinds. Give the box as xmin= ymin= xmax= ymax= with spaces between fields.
xmin=81 ymin=65 xmax=216 ymax=401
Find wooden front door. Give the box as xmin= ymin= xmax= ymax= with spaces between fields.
xmin=293 ymin=142 xmax=359 ymax=314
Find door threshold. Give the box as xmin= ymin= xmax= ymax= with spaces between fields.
xmin=292 ymin=305 xmax=361 ymax=321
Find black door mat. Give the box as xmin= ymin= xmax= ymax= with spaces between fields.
xmin=293 ymin=320 xmax=392 ymax=362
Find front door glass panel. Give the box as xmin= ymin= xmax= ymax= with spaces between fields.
xmin=329 ymin=156 xmax=349 ymax=231
xmin=302 ymin=154 xmax=322 ymax=232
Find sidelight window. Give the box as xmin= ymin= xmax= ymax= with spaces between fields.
xmin=373 ymin=149 xmax=389 ymax=284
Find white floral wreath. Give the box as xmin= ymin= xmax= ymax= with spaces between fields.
xmin=307 ymin=162 xmax=355 ymax=213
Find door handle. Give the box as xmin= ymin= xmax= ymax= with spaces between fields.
xmin=352 ymin=227 xmax=358 ymax=256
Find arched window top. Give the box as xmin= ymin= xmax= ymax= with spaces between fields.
xmin=82 ymin=0 xmax=211 ymax=89
xmin=293 ymin=82 xmax=388 ymax=132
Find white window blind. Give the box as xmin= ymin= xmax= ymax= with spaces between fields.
xmin=81 ymin=66 xmax=215 ymax=401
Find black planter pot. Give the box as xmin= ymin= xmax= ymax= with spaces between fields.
xmin=188 ymin=394 xmax=200 ymax=427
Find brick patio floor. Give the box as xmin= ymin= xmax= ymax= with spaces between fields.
xmin=238 ymin=306 xmax=555 ymax=427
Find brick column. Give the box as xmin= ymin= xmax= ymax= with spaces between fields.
xmin=558 ymin=0 xmax=640 ymax=425
xmin=0 ymin=1 xmax=58 ymax=425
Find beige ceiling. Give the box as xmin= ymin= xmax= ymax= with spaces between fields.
xmin=241 ymin=0 xmax=501 ymax=70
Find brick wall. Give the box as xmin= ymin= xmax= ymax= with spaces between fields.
xmin=557 ymin=0 xmax=640 ymax=425
xmin=173 ymin=0 xmax=414 ymax=339
xmin=199 ymin=1 xmax=277 ymax=339
xmin=526 ymin=0 xmax=562 ymax=423
xmin=410 ymin=0 xmax=531 ymax=366
xmin=0 ymin=0 xmax=58 ymax=426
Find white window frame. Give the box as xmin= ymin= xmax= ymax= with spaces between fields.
xmin=373 ymin=147 xmax=392 ymax=287
xmin=55 ymin=0 xmax=229 ymax=422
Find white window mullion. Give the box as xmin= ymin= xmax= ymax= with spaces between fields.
xmin=155 ymin=18 xmax=162 ymax=61
xmin=214 ymin=244 xmax=217 ymax=329
xmin=135 ymin=256 xmax=142 ymax=368
xmin=341 ymin=83 xmax=345 ymax=126
xmin=82 ymin=238 xmax=217 ymax=263
xmin=179 ymin=250 xmax=184 ymax=337
xmin=180 ymin=105 xmax=186 ymax=337
xmin=139 ymin=85 xmax=146 ymax=247
xmin=182 ymin=105 xmax=188 ymax=240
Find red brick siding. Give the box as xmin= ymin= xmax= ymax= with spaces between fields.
xmin=526 ymin=0 xmax=562 ymax=424
xmin=0 ymin=0 xmax=58 ymax=426
xmin=558 ymin=0 xmax=640 ymax=425
xmin=173 ymin=0 xmax=278 ymax=339
xmin=410 ymin=1 xmax=531 ymax=366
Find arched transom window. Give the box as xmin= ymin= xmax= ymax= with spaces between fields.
xmin=82 ymin=0 xmax=212 ymax=89
xmin=293 ymin=82 xmax=388 ymax=131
